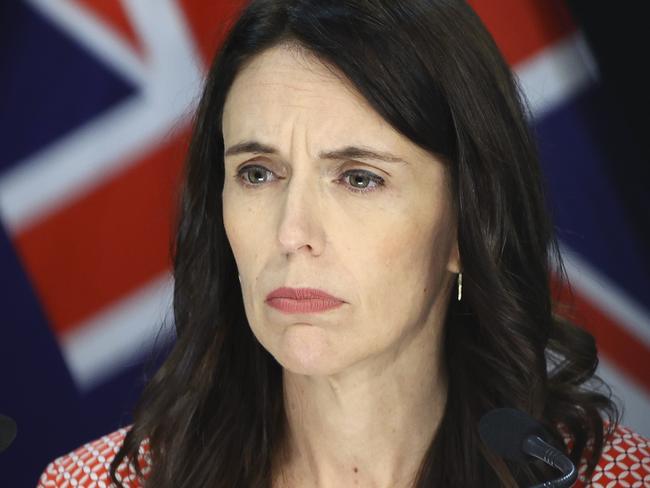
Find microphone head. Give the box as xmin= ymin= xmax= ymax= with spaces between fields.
xmin=0 ymin=414 xmax=17 ymax=453
xmin=478 ymin=407 xmax=547 ymax=462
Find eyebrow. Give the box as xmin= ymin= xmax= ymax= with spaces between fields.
xmin=224 ymin=140 xmax=408 ymax=165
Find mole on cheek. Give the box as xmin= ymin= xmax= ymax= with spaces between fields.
xmin=353 ymin=467 xmax=358 ymax=473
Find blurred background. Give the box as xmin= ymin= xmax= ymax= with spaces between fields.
xmin=1 ymin=0 xmax=648 ymax=486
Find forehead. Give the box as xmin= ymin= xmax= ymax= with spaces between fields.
xmin=221 ymin=44 xmax=410 ymax=152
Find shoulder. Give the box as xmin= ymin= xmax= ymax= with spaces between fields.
xmin=572 ymin=424 xmax=650 ymax=487
xmin=36 ymin=425 xmax=152 ymax=488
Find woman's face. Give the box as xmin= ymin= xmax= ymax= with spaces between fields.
xmin=222 ymin=44 xmax=460 ymax=376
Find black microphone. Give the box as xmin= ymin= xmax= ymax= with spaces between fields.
xmin=0 ymin=414 xmax=17 ymax=454
xmin=478 ymin=408 xmax=578 ymax=488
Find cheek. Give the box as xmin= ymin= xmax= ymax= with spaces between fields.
xmin=345 ymin=222 xmax=415 ymax=317
xmin=222 ymin=192 xmax=259 ymax=264
xmin=358 ymin=215 xmax=451 ymax=325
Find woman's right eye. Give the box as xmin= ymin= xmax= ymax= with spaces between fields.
xmin=235 ymin=165 xmax=277 ymax=188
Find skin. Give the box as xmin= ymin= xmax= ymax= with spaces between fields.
xmin=221 ymin=43 xmax=461 ymax=487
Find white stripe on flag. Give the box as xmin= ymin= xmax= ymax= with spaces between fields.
xmin=60 ymin=271 xmax=175 ymax=390
xmin=514 ymin=30 xmax=599 ymax=121
xmin=558 ymin=242 xmax=650 ymax=349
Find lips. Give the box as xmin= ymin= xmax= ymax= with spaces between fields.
xmin=265 ymin=287 xmax=345 ymax=314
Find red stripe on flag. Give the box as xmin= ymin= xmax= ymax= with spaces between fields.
xmin=13 ymin=127 xmax=190 ymax=336
xmin=552 ymin=274 xmax=650 ymax=394
xmin=177 ymin=0 xmax=248 ymax=67
xmin=73 ymin=0 xmax=143 ymax=56
xmin=469 ymin=0 xmax=576 ymax=66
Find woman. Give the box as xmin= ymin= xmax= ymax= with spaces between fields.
xmin=37 ymin=0 xmax=648 ymax=487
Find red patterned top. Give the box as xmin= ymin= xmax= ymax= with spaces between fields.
xmin=37 ymin=424 xmax=650 ymax=487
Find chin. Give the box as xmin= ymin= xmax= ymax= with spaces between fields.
xmin=272 ymin=325 xmax=346 ymax=376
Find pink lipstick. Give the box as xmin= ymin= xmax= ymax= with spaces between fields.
xmin=265 ymin=287 xmax=344 ymax=314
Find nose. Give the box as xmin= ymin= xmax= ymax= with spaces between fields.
xmin=276 ymin=173 xmax=325 ymax=257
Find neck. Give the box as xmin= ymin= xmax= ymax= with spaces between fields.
xmin=274 ymin=325 xmax=448 ymax=488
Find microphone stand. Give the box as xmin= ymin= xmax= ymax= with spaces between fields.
xmin=523 ymin=435 xmax=578 ymax=488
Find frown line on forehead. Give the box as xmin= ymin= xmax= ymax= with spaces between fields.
xmin=224 ymin=140 xmax=409 ymax=165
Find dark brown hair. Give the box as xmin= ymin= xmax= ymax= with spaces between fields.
xmin=110 ymin=0 xmax=619 ymax=486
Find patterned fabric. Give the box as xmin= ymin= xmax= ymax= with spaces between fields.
xmin=36 ymin=428 xmax=150 ymax=488
xmin=574 ymin=425 xmax=650 ymax=488
xmin=37 ymin=424 xmax=649 ymax=487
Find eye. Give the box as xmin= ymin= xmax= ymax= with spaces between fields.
xmin=339 ymin=169 xmax=385 ymax=193
xmin=236 ymin=165 xmax=276 ymax=186
xmin=235 ymin=165 xmax=385 ymax=194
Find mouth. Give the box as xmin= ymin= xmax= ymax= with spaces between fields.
xmin=265 ymin=287 xmax=345 ymax=314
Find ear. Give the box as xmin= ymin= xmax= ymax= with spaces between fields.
xmin=446 ymin=237 xmax=461 ymax=274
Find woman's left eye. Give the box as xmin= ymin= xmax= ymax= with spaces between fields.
xmin=235 ymin=165 xmax=385 ymax=194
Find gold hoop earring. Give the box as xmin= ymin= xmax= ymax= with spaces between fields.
xmin=457 ymin=272 xmax=462 ymax=301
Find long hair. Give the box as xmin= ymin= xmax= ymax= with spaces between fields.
xmin=110 ymin=0 xmax=619 ymax=486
